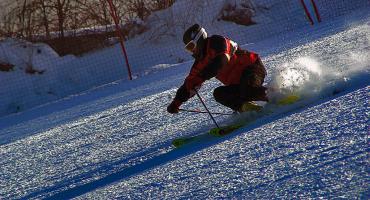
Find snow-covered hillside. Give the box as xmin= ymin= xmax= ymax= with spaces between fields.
xmin=0 ymin=3 xmax=369 ymax=198
xmin=1 ymin=0 xmax=369 ymax=118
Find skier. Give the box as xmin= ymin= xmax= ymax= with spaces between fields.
xmin=167 ymin=24 xmax=268 ymax=114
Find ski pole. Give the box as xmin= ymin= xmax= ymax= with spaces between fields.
xmin=179 ymin=109 xmax=233 ymax=116
xmin=195 ymin=90 xmax=220 ymax=128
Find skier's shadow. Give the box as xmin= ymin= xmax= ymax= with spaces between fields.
xmin=30 ymin=133 xmax=224 ymax=199
xmin=37 ymin=114 xmax=287 ymax=200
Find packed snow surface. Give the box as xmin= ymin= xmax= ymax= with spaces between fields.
xmin=77 ymin=87 xmax=369 ymax=199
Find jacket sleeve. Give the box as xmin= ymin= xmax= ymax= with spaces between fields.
xmin=173 ymin=84 xmax=192 ymax=103
xmin=173 ymin=62 xmax=205 ymax=103
xmin=173 ymin=54 xmax=228 ymax=103
xmin=172 ymin=36 xmax=230 ymax=104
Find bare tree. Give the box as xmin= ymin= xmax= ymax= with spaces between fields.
xmin=0 ymin=2 xmax=18 ymax=37
xmin=50 ymin=0 xmax=72 ymax=39
xmin=124 ymin=0 xmax=150 ymax=21
xmin=19 ymin=0 xmax=28 ymax=36
xmin=74 ymin=0 xmax=112 ymax=29
xmin=151 ymin=0 xmax=175 ymax=11
xmin=37 ymin=0 xmax=51 ymax=38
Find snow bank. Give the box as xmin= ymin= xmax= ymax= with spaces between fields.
xmin=0 ymin=38 xmax=62 ymax=71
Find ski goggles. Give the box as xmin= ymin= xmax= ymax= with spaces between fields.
xmin=184 ymin=28 xmax=207 ymax=53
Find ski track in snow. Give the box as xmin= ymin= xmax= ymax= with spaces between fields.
xmin=1 ymin=9 xmax=370 ymax=200
xmin=75 ymin=87 xmax=369 ymax=199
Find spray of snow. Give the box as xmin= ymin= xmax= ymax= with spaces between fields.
xmin=269 ymin=52 xmax=369 ymax=103
xmin=268 ymin=22 xmax=370 ymax=102
xmin=268 ymin=56 xmax=324 ymax=102
xmin=321 ymin=23 xmax=370 ymax=96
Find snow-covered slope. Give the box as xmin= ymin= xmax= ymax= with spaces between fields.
xmin=1 ymin=0 xmax=369 ymax=118
xmin=0 ymin=7 xmax=369 ymax=199
xmin=76 ymin=86 xmax=369 ymax=199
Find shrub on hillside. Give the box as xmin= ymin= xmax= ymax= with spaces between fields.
xmin=217 ymin=1 xmax=257 ymax=26
xmin=0 ymin=62 xmax=14 ymax=72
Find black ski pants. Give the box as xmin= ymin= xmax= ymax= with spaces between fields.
xmin=213 ymin=58 xmax=267 ymax=111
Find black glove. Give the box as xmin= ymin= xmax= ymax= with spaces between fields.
xmin=167 ymin=100 xmax=182 ymax=114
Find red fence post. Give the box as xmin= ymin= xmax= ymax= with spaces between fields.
xmin=106 ymin=0 xmax=133 ymax=80
xmin=310 ymin=0 xmax=322 ymax=23
xmin=301 ymin=0 xmax=314 ymax=25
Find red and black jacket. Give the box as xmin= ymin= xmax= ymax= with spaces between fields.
xmin=174 ymin=35 xmax=259 ymax=104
